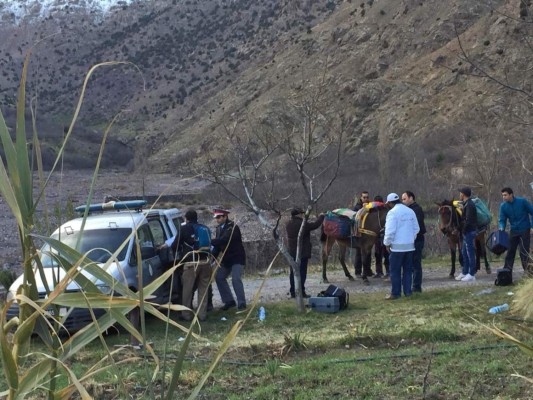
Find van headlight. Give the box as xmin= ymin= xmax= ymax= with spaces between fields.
xmin=96 ymin=285 xmax=112 ymax=295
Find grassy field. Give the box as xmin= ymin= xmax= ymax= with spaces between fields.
xmin=2 ymin=279 xmax=531 ymax=399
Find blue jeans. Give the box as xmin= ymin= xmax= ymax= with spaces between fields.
xmin=461 ymin=230 xmax=476 ymax=276
xmin=389 ymin=251 xmax=413 ymax=298
xmin=412 ymin=237 xmax=424 ymax=292
xmin=216 ymin=263 xmax=246 ymax=308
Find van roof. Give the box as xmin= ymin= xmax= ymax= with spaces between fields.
xmin=54 ymin=211 xmax=146 ymax=234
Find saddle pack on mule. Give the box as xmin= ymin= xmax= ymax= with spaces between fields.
xmin=323 ymin=209 xmax=355 ymax=239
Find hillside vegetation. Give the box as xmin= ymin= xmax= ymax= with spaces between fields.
xmin=1 ymin=0 xmax=532 ymax=203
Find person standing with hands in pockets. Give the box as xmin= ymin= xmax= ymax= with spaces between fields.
xmin=211 ymin=208 xmax=247 ymax=311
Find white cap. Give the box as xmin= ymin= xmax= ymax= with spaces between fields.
xmin=386 ymin=193 xmax=399 ymax=202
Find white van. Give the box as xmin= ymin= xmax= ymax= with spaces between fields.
xmin=6 ymin=201 xmax=183 ymax=332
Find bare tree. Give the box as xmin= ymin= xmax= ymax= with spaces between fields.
xmin=451 ymin=10 xmax=533 ymax=193
xmin=196 ymin=71 xmax=351 ymax=312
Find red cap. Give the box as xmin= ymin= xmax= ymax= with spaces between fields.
xmin=213 ymin=208 xmax=230 ymax=217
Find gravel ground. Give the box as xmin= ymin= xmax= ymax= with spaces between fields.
xmin=213 ymin=263 xmax=529 ymax=309
xmin=1 ymin=170 xmax=527 ymax=305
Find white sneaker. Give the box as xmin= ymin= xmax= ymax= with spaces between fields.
xmin=455 ymin=273 xmax=466 ymax=281
xmin=461 ymin=274 xmax=476 ymax=282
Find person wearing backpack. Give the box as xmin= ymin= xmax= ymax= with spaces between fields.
xmin=456 ymin=187 xmax=478 ymax=282
xmin=171 ymin=209 xmax=212 ymax=321
xmin=212 ymin=208 xmax=247 ymax=310
xmin=498 ymin=187 xmax=533 ymax=277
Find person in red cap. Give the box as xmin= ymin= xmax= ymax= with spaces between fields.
xmin=211 ymin=208 xmax=247 ymax=310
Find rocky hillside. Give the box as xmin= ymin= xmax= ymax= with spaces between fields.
xmin=1 ymin=0 xmax=345 ymax=168
xmin=1 ymin=0 xmax=533 ymax=201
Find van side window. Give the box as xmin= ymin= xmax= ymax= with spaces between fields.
xmin=172 ymin=217 xmax=184 ymax=229
xmin=138 ymin=225 xmax=154 ymax=246
xmin=148 ymin=219 xmax=166 ymax=247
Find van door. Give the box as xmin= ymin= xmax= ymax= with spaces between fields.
xmin=135 ymin=224 xmax=163 ymax=290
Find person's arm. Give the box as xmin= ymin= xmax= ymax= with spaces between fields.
xmin=306 ymin=214 xmax=325 ymax=231
xmin=498 ymin=203 xmax=507 ymax=231
xmin=211 ymin=224 xmax=233 ymax=249
xmin=383 ymin=212 xmax=395 ymax=248
xmin=412 ymin=214 xmax=420 ymax=240
xmin=524 ymin=199 xmax=533 ymax=229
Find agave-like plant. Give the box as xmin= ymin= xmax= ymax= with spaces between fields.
xmin=0 ymin=48 xmax=270 ymax=399
xmin=478 ymin=279 xmax=533 ymax=385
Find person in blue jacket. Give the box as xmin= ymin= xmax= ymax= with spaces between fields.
xmin=498 ymin=187 xmax=533 ymax=275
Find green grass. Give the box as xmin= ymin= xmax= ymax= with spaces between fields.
xmin=1 ymin=282 xmax=531 ymax=399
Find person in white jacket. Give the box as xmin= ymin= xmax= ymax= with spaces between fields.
xmin=383 ymin=193 xmax=420 ymax=299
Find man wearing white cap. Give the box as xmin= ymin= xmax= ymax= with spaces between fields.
xmin=383 ymin=193 xmax=420 ymax=300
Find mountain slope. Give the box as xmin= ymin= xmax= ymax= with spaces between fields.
xmin=1 ymin=0 xmax=532 ymax=198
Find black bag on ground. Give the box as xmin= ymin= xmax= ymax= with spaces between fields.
xmin=495 ymin=268 xmax=513 ymax=286
xmin=318 ymin=285 xmax=349 ymax=310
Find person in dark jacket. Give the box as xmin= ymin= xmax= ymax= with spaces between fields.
xmin=402 ymin=191 xmax=426 ymax=292
xmin=373 ymin=195 xmax=389 ymax=279
xmin=171 ymin=209 xmax=211 ymax=321
xmin=498 ymin=187 xmax=533 ymax=275
xmin=352 ymin=191 xmax=373 ymax=278
xmin=211 ymin=208 xmax=247 ymax=310
xmin=286 ymin=208 xmax=325 ymax=298
xmin=457 ymin=187 xmax=477 ymax=282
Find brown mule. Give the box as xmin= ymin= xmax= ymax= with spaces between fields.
xmin=320 ymin=206 xmax=388 ymax=284
xmin=436 ymin=200 xmax=490 ymax=278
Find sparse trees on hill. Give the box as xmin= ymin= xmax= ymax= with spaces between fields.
xmin=197 ymin=67 xmax=352 ymax=312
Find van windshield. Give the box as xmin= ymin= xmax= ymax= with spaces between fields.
xmin=40 ymin=228 xmax=132 ymax=267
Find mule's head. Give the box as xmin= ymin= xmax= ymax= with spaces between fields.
xmin=436 ymin=199 xmax=459 ymax=235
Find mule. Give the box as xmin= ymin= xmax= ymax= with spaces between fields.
xmin=436 ymin=200 xmax=490 ymax=278
xmin=321 ymin=206 xmax=388 ymax=284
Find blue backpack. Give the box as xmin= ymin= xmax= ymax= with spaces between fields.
xmin=192 ymin=223 xmax=211 ymax=252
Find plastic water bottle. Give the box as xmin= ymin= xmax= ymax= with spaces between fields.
xmin=488 ymin=303 xmax=509 ymax=314
xmin=258 ymin=306 xmax=266 ymax=322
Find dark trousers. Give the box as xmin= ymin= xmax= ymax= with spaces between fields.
xmin=290 ymin=257 xmax=309 ymax=296
xmin=412 ymin=237 xmax=424 ymax=292
xmin=354 ymin=247 xmax=373 ymax=277
xmin=504 ymin=230 xmax=531 ymax=271
xmin=374 ymin=240 xmax=389 ymax=275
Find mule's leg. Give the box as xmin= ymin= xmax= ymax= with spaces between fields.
xmin=354 ymin=247 xmax=363 ymax=277
xmin=450 ymin=249 xmax=456 ymax=278
xmin=475 ymin=239 xmax=481 ymax=272
xmin=480 ymin=233 xmax=491 ymax=273
xmin=321 ymin=240 xmax=332 ymax=284
xmin=338 ymin=244 xmax=355 ymax=281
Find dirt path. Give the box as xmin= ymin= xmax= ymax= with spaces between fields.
xmin=0 ymin=170 xmax=524 ymax=304
xmin=213 ymin=264 xmax=526 ymax=308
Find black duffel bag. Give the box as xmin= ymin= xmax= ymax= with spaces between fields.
xmin=318 ymin=285 xmax=349 ymax=310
